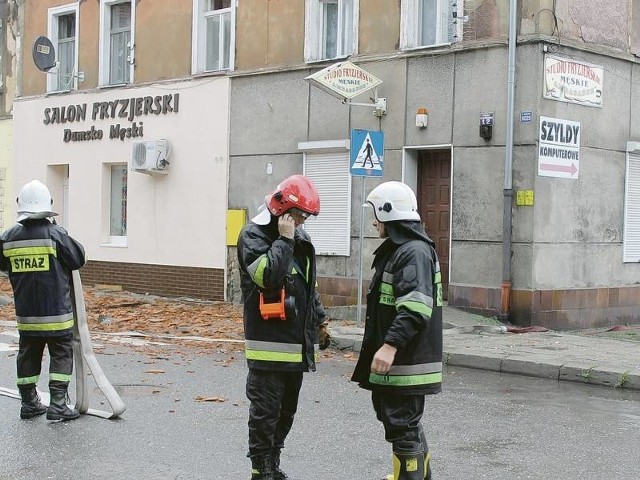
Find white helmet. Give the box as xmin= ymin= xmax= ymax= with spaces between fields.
xmin=16 ymin=180 xmax=58 ymax=222
xmin=365 ymin=181 xmax=421 ymax=222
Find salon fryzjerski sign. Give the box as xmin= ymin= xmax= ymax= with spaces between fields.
xmin=42 ymin=93 xmax=180 ymax=143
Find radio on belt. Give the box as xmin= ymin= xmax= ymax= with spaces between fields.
xmin=259 ymin=289 xmax=297 ymax=321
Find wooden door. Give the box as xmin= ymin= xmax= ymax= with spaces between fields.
xmin=417 ymin=150 xmax=451 ymax=300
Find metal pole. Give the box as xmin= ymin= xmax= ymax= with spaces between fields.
xmin=500 ymin=0 xmax=517 ymax=322
xmin=356 ymin=177 xmax=365 ymax=326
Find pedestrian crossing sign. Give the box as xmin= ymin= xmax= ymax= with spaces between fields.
xmin=350 ymin=129 xmax=384 ymax=177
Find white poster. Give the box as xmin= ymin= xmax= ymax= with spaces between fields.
xmin=543 ymin=55 xmax=603 ymax=107
xmin=538 ymin=116 xmax=580 ymax=179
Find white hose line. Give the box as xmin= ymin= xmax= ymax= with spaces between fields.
xmin=71 ymin=270 xmax=126 ymax=418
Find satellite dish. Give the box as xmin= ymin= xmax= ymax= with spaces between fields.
xmin=32 ymin=36 xmax=56 ymax=72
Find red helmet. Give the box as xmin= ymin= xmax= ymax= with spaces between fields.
xmin=266 ymin=175 xmax=320 ymax=217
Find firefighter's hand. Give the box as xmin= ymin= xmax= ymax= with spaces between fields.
xmin=278 ymin=214 xmax=296 ymax=239
xmin=370 ymin=343 xmax=397 ymax=374
xmin=318 ymin=321 xmax=331 ymax=350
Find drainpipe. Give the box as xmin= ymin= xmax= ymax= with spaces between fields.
xmin=500 ymin=0 xmax=517 ymax=322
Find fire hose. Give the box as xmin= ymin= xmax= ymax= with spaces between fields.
xmin=0 ymin=271 xmax=126 ymax=419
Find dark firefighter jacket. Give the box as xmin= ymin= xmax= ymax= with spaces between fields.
xmin=237 ymin=215 xmax=325 ymax=372
xmin=352 ymin=220 xmax=443 ymax=395
xmin=0 ymin=219 xmax=86 ymax=337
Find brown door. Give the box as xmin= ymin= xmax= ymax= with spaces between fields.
xmin=417 ymin=150 xmax=451 ymax=300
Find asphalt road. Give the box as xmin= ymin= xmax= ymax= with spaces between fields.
xmin=1 ymin=339 xmax=639 ymax=479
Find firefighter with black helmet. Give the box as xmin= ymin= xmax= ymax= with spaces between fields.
xmin=352 ymin=181 xmax=443 ymax=480
xmin=237 ymin=174 xmax=329 ymax=480
xmin=0 ymin=180 xmax=86 ymax=421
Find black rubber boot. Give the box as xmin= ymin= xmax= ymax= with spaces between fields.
xmin=418 ymin=424 xmax=433 ymax=480
xmin=391 ymin=441 xmax=425 ymax=480
xmin=46 ymin=383 xmax=80 ymax=421
xmin=18 ymin=385 xmax=47 ymax=419
xmin=250 ymin=455 xmax=274 ymax=480
xmin=272 ymin=449 xmax=293 ymax=480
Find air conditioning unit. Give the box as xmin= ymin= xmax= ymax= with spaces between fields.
xmin=130 ymin=139 xmax=170 ymax=174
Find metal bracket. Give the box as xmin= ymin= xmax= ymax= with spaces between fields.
xmin=343 ymin=96 xmax=387 ymax=118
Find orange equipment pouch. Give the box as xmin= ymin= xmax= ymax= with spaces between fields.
xmin=259 ymin=289 xmax=287 ymax=320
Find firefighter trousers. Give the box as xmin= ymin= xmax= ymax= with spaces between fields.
xmin=372 ymin=391 xmax=426 ymax=445
xmin=16 ymin=332 xmax=74 ymax=386
xmin=246 ymin=368 xmax=303 ymax=458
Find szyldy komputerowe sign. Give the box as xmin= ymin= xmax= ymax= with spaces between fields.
xmin=538 ymin=116 xmax=580 ymax=179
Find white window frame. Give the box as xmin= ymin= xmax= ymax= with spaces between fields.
xmin=400 ymin=0 xmax=462 ymax=50
xmin=192 ymin=0 xmax=236 ymax=74
xmin=304 ymin=0 xmax=359 ymax=63
xmin=99 ymin=0 xmax=135 ymax=87
xmin=47 ymin=3 xmax=79 ymax=92
xmin=104 ymin=163 xmax=128 ymax=247
xmin=623 ymin=142 xmax=640 ymax=262
xmin=299 ymin=140 xmax=352 ymax=256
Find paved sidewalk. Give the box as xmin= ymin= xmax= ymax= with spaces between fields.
xmin=330 ymin=305 xmax=640 ymax=391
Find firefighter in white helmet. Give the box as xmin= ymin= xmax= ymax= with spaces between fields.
xmin=351 ymin=181 xmax=443 ymax=480
xmin=0 ymin=180 xmax=86 ymax=421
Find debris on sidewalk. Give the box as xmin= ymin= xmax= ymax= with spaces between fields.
xmin=0 ymin=276 xmax=246 ymax=352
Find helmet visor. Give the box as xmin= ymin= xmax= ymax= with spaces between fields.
xmin=289 ymin=207 xmax=312 ymax=219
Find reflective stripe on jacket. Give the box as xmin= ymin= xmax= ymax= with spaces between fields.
xmin=0 ymin=220 xmax=86 ymax=336
xmin=237 ymin=220 xmax=325 ymax=372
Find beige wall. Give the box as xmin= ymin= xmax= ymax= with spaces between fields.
xmin=13 ymin=77 xmax=230 ymax=269
xmin=359 ymin=0 xmax=400 ymax=55
xmin=235 ymin=0 xmax=305 ymax=69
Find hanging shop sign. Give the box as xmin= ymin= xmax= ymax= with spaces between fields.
xmin=543 ymin=55 xmax=603 ymax=107
xmin=41 ymin=93 xmax=180 ymax=143
xmin=305 ymin=61 xmax=382 ymax=101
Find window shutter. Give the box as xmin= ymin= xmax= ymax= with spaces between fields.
xmin=304 ymin=0 xmax=321 ymax=62
xmin=303 ymin=152 xmax=351 ymax=256
xmin=400 ymin=0 xmax=419 ymax=49
xmin=624 ymin=148 xmax=640 ymax=262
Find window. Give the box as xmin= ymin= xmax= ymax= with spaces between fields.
xmin=47 ymin=4 xmax=79 ymax=92
xmin=192 ymin=0 xmax=235 ymax=74
xmin=304 ymin=0 xmax=358 ymax=62
xmin=623 ymin=142 xmax=640 ymax=261
xmin=300 ymin=141 xmax=352 ymax=256
xmin=109 ymin=165 xmax=128 ymax=244
xmin=99 ymin=0 xmax=135 ymax=86
xmin=400 ymin=0 xmax=461 ymax=50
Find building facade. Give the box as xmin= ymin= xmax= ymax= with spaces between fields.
xmin=0 ymin=1 xmax=19 ymax=231
xmin=14 ymin=0 xmax=231 ymax=300
xmin=10 ymin=1 xmax=640 ymax=329
xmin=227 ymin=0 xmax=640 ymax=329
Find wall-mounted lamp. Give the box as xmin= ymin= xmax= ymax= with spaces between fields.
xmin=416 ymin=107 xmax=429 ymax=129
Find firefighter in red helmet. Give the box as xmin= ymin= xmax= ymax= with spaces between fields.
xmin=237 ymin=174 xmax=330 ymax=480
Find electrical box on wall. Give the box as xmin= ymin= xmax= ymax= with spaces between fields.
xmin=479 ymin=112 xmax=494 ymax=140
xmin=130 ymin=140 xmax=170 ymax=174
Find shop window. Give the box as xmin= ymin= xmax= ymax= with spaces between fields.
xmin=192 ymin=0 xmax=235 ymax=73
xmin=109 ymin=165 xmax=128 ymax=245
xmin=99 ymin=0 xmax=135 ymax=86
xmin=47 ymin=4 xmax=79 ymax=92
xmin=302 ymin=149 xmax=351 ymax=256
xmin=304 ymin=0 xmax=358 ymax=62
xmin=400 ymin=0 xmax=461 ymax=50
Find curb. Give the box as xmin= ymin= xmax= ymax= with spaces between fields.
xmin=330 ymin=331 xmax=640 ymax=392
xmin=443 ymin=351 xmax=640 ymax=391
